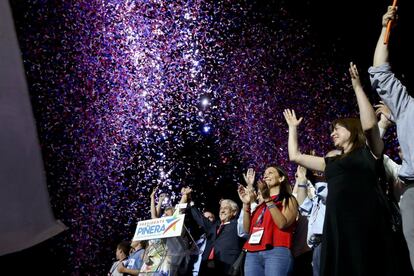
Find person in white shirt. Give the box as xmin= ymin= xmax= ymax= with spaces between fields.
xmin=108 ymin=241 xmax=130 ymax=276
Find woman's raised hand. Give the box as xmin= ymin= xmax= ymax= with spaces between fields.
xmin=283 ymin=109 xmax=303 ymax=127
xmin=238 ymin=185 xmax=256 ymax=204
xmin=243 ymin=168 xmax=256 ymax=188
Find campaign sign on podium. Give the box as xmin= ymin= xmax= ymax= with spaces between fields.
xmin=132 ymin=214 xmax=185 ymax=241
xmin=132 ymin=207 xmax=199 ymax=275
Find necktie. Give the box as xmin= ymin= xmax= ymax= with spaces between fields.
xmin=208 ymin=223 xmax=224 ymax=260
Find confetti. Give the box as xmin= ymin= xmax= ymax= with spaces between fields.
xmin=11 ymin=1 xmax=399 ymax=274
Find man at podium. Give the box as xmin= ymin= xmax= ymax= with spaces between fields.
xmin=180 ymin=187 xmax=246 ymax=276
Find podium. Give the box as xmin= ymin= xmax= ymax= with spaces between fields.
xmin=133 ymin=211 xmax=199 ymax=275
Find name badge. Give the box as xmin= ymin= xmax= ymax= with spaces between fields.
xmin=248 ymin=227 xmax=264 ymax=244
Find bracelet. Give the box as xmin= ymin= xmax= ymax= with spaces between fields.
xmin=298 ymin=184 xmax=308 ymax=188
xmin=244 ymin=208 xmax=251 ymax=213
xmin=267 ymin=204 xmax=276 ymax=209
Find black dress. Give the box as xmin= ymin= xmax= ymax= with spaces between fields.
xmin=320 ymin=146 xmax=398 ymax=276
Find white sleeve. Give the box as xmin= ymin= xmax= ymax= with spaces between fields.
xmin=299 ymin=197 xmax=313 ymax=217
xmin=236 ymin=209 xmax=249 ymax=238
xmin=383 ymin=154 xmax=401 ymax=182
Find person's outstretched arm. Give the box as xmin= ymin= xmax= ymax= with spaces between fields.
xmin=283 ymin=109 xmax=325 ymax=172
xmin=150 ymin=186 xmax=159 ymax=219
xmin=238 ymin=185 xmax=256 ymax=233
xmin=375 ymin=101 xmax=394 ymax=138
xmin=156 ymin=193 xmax=166 ymax=217
xmin=182 ymin=187 xmax=214 ymax=232
xmin=373 ymin=6 xmax=397 ymax=67
xmin=294 ymin=165 xmax=309 ymax=206
xmin=369 ymin=5 xmax=410 ymax=121
xmin=349 ymin=62 xmax=384 ymax=158
xmin=243 ymin=168 xmax=255 ymax=190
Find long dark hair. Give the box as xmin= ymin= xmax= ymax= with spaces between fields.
xmin=331 ymin=118 xmax=366 ymax=157
xmin=266 ymin=164 xmax=295 ymax=208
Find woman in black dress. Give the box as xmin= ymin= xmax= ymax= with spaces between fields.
xmin=283 ymin=63 xmax=402 ymax=276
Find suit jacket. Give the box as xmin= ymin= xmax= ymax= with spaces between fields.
xmin=188 ymin=206 xmax=245 ymax=274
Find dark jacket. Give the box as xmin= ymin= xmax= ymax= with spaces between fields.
xmin=188 ymin=206 xmax=245 ymax=275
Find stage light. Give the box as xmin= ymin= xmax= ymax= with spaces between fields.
xmin=201 ymin=98 xmax=209 ymax=107
xmin=202 ymin=125 xmax=211 ymax=133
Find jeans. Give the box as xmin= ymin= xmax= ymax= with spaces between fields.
xmin=312 ymin=244 xmax=321 ymax=276
xmin=244 ymin=247 xmax=293 ymax=276
xmin=401 ymin=185 xmax=414 ymax=270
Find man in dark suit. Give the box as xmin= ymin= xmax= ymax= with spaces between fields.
xmin=180 ymin=187 xmax=246 ymax=276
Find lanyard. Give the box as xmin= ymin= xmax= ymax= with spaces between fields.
xmin=254 ymin=196 xmax=280 ymax=226
xmin=254 ymin=205 xmax=267 ymax=226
